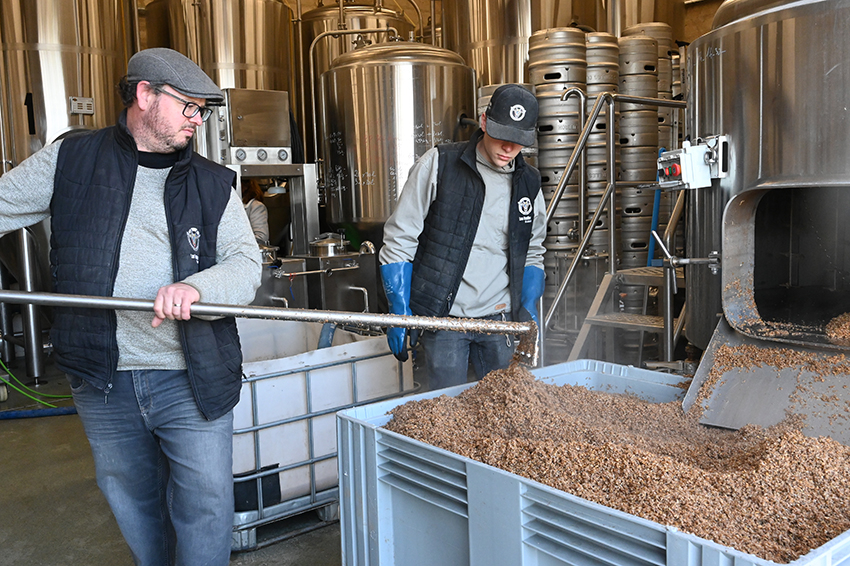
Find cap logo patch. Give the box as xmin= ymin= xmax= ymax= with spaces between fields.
xmin=518 ymin=196 xmax=533 ymax=216
xmin=510 ymin=104 xmax=527 ymax=122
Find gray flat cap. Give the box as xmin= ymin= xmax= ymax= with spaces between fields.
xmin=127 ymin=48 xmax=224 ymax=102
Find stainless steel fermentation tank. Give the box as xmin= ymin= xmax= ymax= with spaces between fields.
xmin=686 ymin=0 xmax=850 ymax=351
xmin=0 ymin=0 xmax=136 ymax=379
xmin=320 ymin=41 xmax=476 ymax=230
xmin=143 ymin=0 xmax=293 ymax=91
xmin=300 ymin=2 xmax=415 ymax=162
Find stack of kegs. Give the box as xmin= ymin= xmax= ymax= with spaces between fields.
xmin=528 ymin=27 xmax=596 ymax=363
xmin=624 ymin=23 xmax=676 ymax=151
xmin=583 ymin=32 xmax=621 ymax=261
xmin=615 ymin=31 xmax=662 ymax=363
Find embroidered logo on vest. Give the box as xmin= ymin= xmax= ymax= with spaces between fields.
xmin=518 ymin=196 xmax=533 ymax=223
xmin=510 ymin=104 xmax=527 ymax=122
xmin=187 ymin=228 xmax=201 ymax=265
xmin=187 ymin=227 xmax=200 ymax=251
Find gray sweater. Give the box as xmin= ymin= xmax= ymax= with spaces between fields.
xmin=0 ymin=140 xmax=262 ymax=370
xmin=380 ymin=146 xmax=546 ymax=318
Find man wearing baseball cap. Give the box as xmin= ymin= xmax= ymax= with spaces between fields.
xmin=0 ymin=48 xmax=261 ymax=565
xmin=380 ymin=84 xmax=546 ymax=390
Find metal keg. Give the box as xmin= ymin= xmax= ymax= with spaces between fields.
xmin=620 ymin=186 xmax=656 ymax=216
xmin=621 ymin=215 xmax=652 ymax=251
xmin=657 ymin=58 xmax=673 ymax=93
xmin=586 ymin=32 xmax=619 ymax=65
xmin=537 ymin=135 xmax=580 ymax=156
xmin=528 ymin=60 xmax=587 ymax=88
xmin=538 ymin=115 xmax=582 ymax=135
xmin=618 ymin=35 xmax=659 ymax=76
xmin=619 ymin=111 xmax=660 ymax=147
xmin=622 ymin=22 xmax=673 ymax=57
xmin=537 ymin=90 xmax=583 ymax=117
xmin=528 ymin=28 xmax=587 ymax=87
xmin=619 ymin=74 xmax=659 ymax=111
xmin=586 ymin=67 xmax=620 ymax=88
xmin=539 ymin=166 xmax=580 ymax=186
xmin=619 ymin=146 xmax=659 ymax=182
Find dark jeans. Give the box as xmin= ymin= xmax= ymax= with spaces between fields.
xmin=69 ymin=369 xmax=234 ymax=566
xmin=419 ymin=313 xmax=515 ymax=391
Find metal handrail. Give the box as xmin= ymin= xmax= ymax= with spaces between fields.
xmin=543 ymin=92 xmax=687 ymax=330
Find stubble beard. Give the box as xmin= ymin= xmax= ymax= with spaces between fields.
xmin=139 ymin=98 xmax=194 ymax=154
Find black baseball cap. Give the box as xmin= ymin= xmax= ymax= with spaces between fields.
xmin=127 ymin=48 xmax=224 ymax=102
xmin=484 ymin=84 xmax=538 ymax=147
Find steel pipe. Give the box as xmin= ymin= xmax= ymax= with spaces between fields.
xmin=0 ymin=289 xmax=539 ymax=364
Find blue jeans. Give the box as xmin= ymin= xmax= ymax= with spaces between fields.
xmin=69 ymin=369 xmax=234 ymax=566
xmin=419 ymin=314 xmax=516 ymax=391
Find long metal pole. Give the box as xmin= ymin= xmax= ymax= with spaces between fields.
xmin=0 ymin=289 xmax=537 ymax=363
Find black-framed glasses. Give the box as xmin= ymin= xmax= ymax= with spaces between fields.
xmin=154 ymin=87 xmax=213 ymax=122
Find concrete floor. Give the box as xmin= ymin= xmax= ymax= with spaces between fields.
xmin=0 ymin=357 xmax=344 ymax=566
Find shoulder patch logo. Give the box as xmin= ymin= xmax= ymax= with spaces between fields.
xmin=510 ymin=104 xmax=527 ymax=122
xmin=186 ymin=227 xmax=200 ymax=252
xmin=518 ymin=196 xmax=533 ymax=216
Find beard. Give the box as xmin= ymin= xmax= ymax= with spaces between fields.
xmin=137 ymin=97 xmax=194 ymax=153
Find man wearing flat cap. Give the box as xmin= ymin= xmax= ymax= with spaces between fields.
xmin=0 ymin=48 xmax=261 ymax=565
xmin=380 ymin=84 xmax=546 ymax=390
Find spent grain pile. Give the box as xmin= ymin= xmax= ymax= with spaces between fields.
xmin=385 ymin=363 xmax=850 ymax=563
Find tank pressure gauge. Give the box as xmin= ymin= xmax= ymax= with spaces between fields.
xmin=257 ymin=149 xmax=268 ymax=161
xmin=235 ymin=149 xmax=247 ymax=161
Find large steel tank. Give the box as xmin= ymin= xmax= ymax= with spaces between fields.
xmin=0 ymin=0 xmax=136 ymax=377
xmin=685 ymin=0 xmax=850 ymax=350
xmin=300 ymin=2 xmax=415 ymax=161
xmin=0 ymin=0 xmax=136 ymax=160
xmin=143 ymin=0 xmax=293 ymax=92
xmin=320 ymin=41 xmax=476 ymax=229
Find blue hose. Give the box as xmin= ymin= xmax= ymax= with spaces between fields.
xmin=0 ymin=405 xmax=77 ymax=420
xmin=317 ymin=323 xmax=336 ymax=349
xmin=646 ymin=147 xmax=666 ymax=266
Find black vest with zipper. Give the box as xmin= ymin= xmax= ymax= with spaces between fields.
xmin=50 ymin=112 xmax=242 ymax=421
xmin=410 ymin=130 xmax=541 ymax=321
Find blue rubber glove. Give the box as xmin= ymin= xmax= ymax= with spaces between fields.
xmin=520 ymin=266 xmax=545 ymax=325
xmin=380 ymin=262 xmax=413 ymax=361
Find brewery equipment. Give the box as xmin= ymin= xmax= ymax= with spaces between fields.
xmin=676 ymin=0 xmax=850 ymax=444
xmin=320 ymin=41 xmax=477 ymax=231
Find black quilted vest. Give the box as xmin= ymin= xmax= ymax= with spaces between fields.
xmin=410 ymin=130 xmax=541 ymax=320
xmin=51 ymin=111 xmax=242 ymax=420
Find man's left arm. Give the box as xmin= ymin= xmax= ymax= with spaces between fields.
xmin=526 ymin=191 xmax=547 ymax=269
xmin=520 ymin=191 xmax=547 ymax=324
xmin=181 ymin=190 xmax=263 ymax=305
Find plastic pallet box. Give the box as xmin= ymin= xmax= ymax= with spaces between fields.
xmin=337 ymin=359 xmax=850 ymax=566
xmin=232 ymin=319 xmax=414 ymax=550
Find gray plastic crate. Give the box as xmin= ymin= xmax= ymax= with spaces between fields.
xmin=337 ymin=359 xmax=850 ymax=566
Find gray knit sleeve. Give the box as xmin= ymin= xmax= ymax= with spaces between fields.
xmin=182 ymin=189 xmax=263 ymax=305
xmin=0 ymin=141 xmax=62 ymax=236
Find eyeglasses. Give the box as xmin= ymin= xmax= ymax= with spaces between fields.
xmin=154 ymin=87 xmax=213 ymax=122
